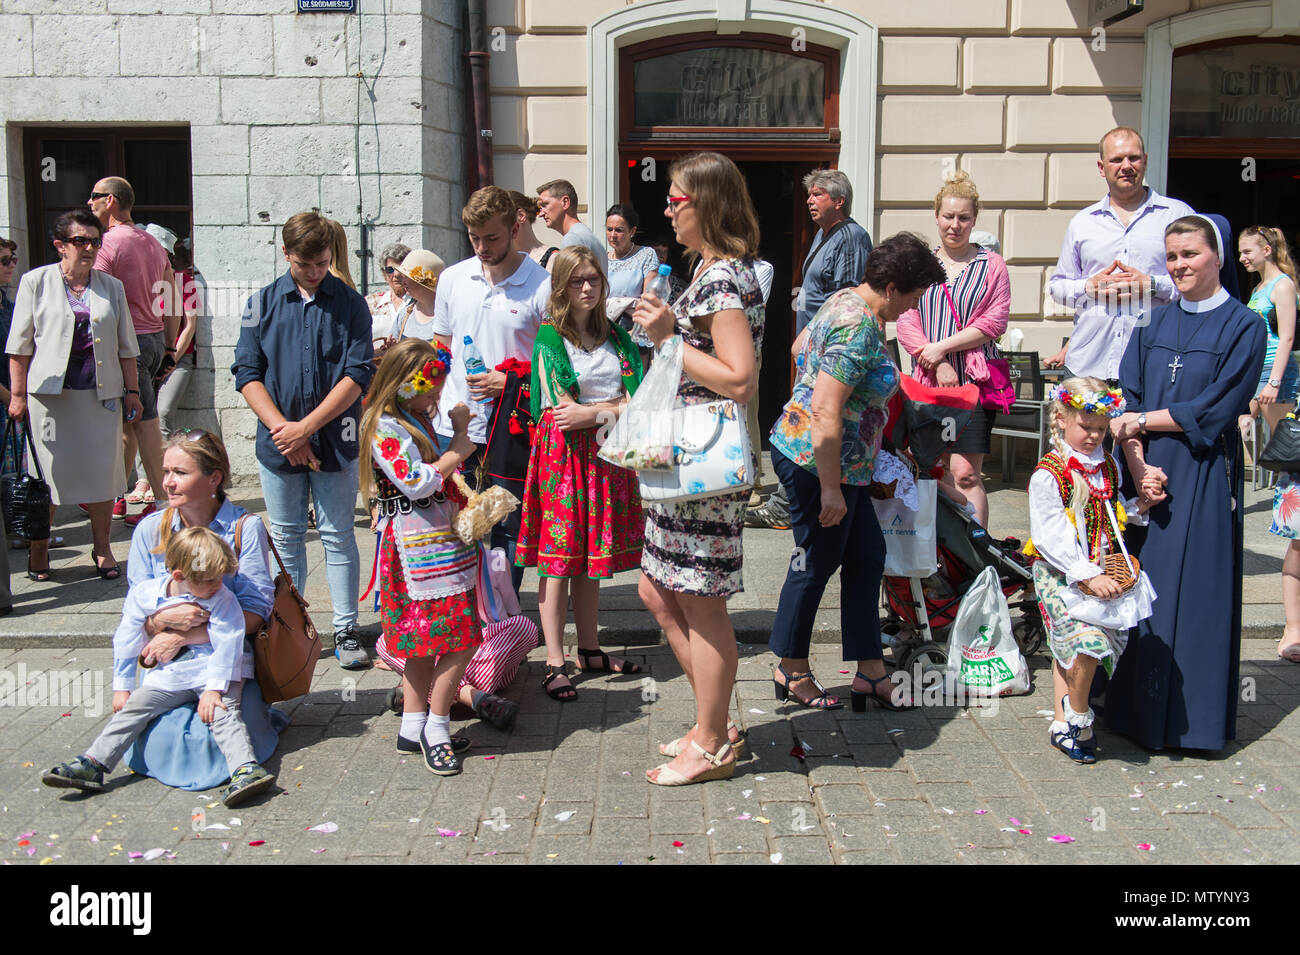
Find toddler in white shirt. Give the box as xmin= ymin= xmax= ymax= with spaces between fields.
xmin=42 ymin=527 xmax=276 ymax=807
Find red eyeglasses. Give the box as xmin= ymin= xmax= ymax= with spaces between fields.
xmin=665 ymin=194 xmax=691 ymax=208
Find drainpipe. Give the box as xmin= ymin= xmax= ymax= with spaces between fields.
xmin=466 ymin=0 xmax=494 ymax=190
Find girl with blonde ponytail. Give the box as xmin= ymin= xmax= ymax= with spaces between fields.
xmin=1025 ymin=376 xmax=1157 ymax=764
xmin=1237 ymin=226 xmax=1299 ymax=439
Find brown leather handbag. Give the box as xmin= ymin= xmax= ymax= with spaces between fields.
xmin=235 ymin=517 xmax=321 ymax=703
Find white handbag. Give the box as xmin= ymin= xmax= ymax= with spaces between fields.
xmin=637 ymin=399 xmax=754 ymax=504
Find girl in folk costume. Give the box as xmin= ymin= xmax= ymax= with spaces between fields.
xmin=1026 ymin=377 xmax=1158 ymax=763
xmin=360 ymin=339 xmax=482 ymax=776
xmin=516 ymin=246 xmax=645 ymax=701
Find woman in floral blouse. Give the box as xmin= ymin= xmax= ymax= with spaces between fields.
xmin=767 ymin=233 xmax=946 ymax=711
xmin=359 ymin=339 xmax=480 ymax=776
xmin=632 ymin=152 xmax=765 ymax=786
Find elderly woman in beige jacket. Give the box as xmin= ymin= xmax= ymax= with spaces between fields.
xmin=7 ymin=209 xmax=142 ymax=580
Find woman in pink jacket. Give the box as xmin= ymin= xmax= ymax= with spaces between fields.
xmin=895 ymin=172 xmax=1010 ymax=526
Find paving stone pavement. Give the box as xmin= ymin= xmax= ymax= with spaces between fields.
xmin=0 ymin=462 xmax=1294 ymax=864
xmin=3 ymin=640 xmax=1299 ymax=865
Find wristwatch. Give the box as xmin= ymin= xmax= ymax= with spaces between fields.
xmin=1137 ymin=413 xmax=1147 ymax=434
xmin=1268 ymin=377 xmax=1281 ymax=388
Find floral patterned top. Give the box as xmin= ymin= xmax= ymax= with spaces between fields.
xmin=768 ymin=288 xmax=898 ymax=486
xmin=672 ymin=258 xmax=766 ymax=406
xmin=371 ymin=412 xmax=448 ymax=500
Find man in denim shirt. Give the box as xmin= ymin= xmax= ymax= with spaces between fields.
xmin=232 ymin=212 xmax=374 ymax=669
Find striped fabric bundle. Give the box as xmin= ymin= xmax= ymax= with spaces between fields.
xmin=392 ymin=502 xmax=478 ymax=600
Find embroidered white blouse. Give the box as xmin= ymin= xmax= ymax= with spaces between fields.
xmin=1028 ymin=442 xmax=1156 ymax=630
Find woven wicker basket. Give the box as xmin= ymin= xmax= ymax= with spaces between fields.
xmin=1077 ymin=553 xmax=1140 ymax=597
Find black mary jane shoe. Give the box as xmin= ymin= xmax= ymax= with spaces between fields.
xmin=397 ymin=733 xmax=470 ymax=756
xmin=419 ymin=735 xmax=463 ymax=776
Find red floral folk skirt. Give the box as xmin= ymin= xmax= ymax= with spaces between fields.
xmin=516 ymin=412 xmax=643 ymax=579
xmin=378 ymin=525 xmax=483 ymax=660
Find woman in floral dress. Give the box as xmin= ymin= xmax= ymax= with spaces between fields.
xmin=516 ymin=246 xmax=645 ymax=701
xmin=360 ymin=339 xmax=481 ymax=776
xmin=631 ymin=152 xmax=765 ymax=786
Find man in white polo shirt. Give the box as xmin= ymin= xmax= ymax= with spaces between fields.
xmin=434 ymin=186 xmax=550 ymax=588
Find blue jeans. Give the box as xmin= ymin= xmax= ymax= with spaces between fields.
xmin=768 ymin=448 xmax=886 ymax=662
xmin=258 ymin=459 xmax=360 ymax=631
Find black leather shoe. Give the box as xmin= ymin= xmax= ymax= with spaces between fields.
xmin=398 ymin=733 xmax=470 ymax=755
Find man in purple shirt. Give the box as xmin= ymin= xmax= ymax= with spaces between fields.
xmin=1046 ymin=127 xmax=1194 ymax=380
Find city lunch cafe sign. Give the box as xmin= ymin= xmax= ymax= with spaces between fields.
xmin=1173 ymin=43 xmax=1300 ymax=138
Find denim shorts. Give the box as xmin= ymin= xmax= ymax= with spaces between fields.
xmin=128 ymin=331 xmax=166 ymax=422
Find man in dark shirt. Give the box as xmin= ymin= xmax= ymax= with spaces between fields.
xmin=748 ymin=169 xmax=873 ymax=529
xmin=232 ymin=212 xmax=374 ymax=669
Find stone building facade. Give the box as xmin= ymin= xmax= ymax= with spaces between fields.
xmin=1 ymin=0 xmax=1297 ymax=472
xmin=0 ymin=0 xmax=466 ymax=476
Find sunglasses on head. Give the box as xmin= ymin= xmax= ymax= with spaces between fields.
xmin=60 ymin=235 xmax=102 ymax=250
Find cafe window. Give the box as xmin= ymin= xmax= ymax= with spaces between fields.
xmin=1170 ymin=39 xmax=1300 ymax=142
xmin=620 ymin=33 xmax=839 ymax=145
xmin=22 ymin=127 xmax=192 ymax=266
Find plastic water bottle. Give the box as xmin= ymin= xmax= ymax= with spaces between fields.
xmin=462 ymin=335 xmax=491 ymax=412
xmin=636 ymin=265 xmax=674 ymax=347
xmin=646 ymin=264 xmax=673 ymax=304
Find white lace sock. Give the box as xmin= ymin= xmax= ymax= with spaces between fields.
xmin=1062 ymin=697 xmax=1095 ymax=737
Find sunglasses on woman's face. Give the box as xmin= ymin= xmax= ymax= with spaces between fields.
xmin=0 ymin=256 xmax=14 ymax=266
xmin=382 ymin=266 xmax=398 ymax=275
xmin=61 ymin=236 xmax=102 ymax=250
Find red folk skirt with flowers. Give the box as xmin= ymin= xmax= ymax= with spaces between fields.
xmin=377 ymin=525 xmax=483 ymax=659
xmin=515 ymin=410 xmax=643 ymax=579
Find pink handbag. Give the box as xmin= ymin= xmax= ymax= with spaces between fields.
xmin=942 ymin=284 xmax=1015 ymax=414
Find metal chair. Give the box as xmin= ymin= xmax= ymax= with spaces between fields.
xmin=991 ymin=352 xmax=1049 ymax=483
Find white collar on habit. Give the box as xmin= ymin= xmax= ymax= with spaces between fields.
xmin=1178 ymin=287 xmax=1229 ymax=313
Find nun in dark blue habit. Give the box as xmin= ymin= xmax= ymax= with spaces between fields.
xmin=1106 ymin=215 xmax=1266 ymax=751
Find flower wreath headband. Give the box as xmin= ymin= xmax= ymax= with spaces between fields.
xmin=1048 ymin=383 xmax=1126 ymax=418
xmin=397 ymin=345 xmax=452 ymax=401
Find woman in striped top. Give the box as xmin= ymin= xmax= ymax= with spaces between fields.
xmin=895 ymin=172 xmax=1011 ymax=527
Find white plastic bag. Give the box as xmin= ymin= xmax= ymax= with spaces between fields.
xmin=873 ymin=478 xmax=938 ymax=577
xmin=597 ymin=336 xmax=683 ymax=472
xmin=944 ymin=566 xmax=1031 ymax=697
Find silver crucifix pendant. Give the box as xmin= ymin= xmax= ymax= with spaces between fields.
xmin=1168 ymin=354 xmax=1184 ymax=383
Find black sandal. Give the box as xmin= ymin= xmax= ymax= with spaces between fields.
xmin=542 ymin=663 xmax=577 ymax=702
xmin=25 ymin=557 xmax=51 ymax=582
xmin=576 ymin=647 xmax=641 ymax=675
xmin=91 ymin=555 xmax=120 ymax=580
xmin=850 ymin=672 xmax=914 ymax=712
xmin=773 ymin=664 xmax=843 ymax=709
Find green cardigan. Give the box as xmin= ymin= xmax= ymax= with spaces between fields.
xmin=529 ymin=318 xmax=644 ymax=422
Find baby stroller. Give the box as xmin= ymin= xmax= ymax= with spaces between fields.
xmin=876 ymin=377 xmax=1045 ymax=674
